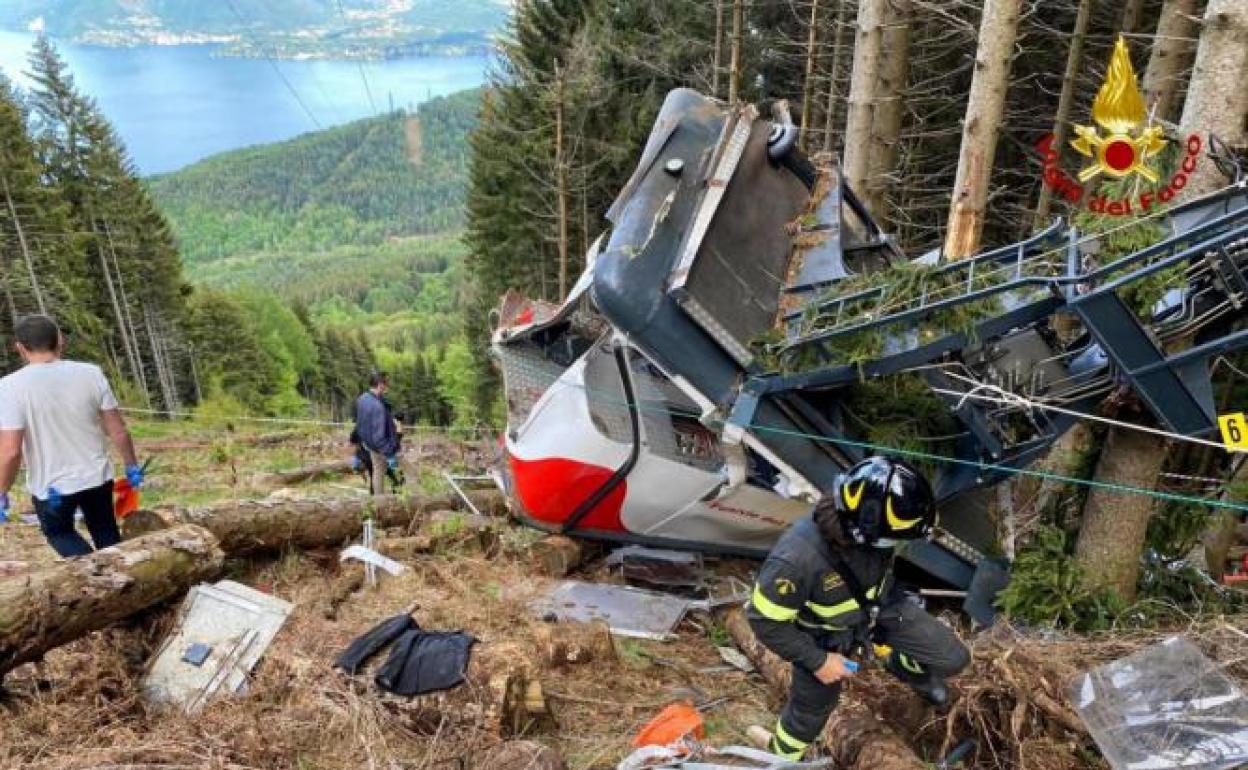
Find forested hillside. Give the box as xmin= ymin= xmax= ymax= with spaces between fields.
xmin=150 ymin=91 xmax=477 ymax=263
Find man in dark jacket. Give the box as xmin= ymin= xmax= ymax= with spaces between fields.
xmin=746 ymin=456 xmax=970 ymax=760
xmin=354 ymin=372 xmax=400 ymax=495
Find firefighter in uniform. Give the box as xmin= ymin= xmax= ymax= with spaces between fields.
xmin=747 ymin=456 xmax=970 ymax=760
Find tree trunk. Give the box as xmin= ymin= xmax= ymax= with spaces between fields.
xmin=1205 ymin=456 xmax=1248 ymax=580
xmin=729 ymin=0 xmax=744 ymax=104
xmin=1074 ymin=427 xmax=1167 ymax=601
xmin=169 ymin=490 xmax=507 ymax=555
xmin=713 ymin=0 xmax=724 ymax=98
xmin=866 ymin=0 xmax=912 ymax=220
xmin=1 ymin=172 xmax=46 ymax=315
xmin=843 ymin=0 xmax=887 ymax=204
xmin=799 ymin=0 xmax=822 ymax=151
xmin=143 ymin=304 xmax=177 ymax=414
xmin=94 ymin=220 xmax=145 ymax=399
xmin=723 ymin=609 xmax=925 ymax=770
xmin=554 ymin=61 xmax=569 ymax=300
xmin=0 ymin=525 xmax=224 ymax=678
xmin=822 ymin=0 xmax=851 ymax=154
xmin=1034 ymin=0 xmax=1095 ymax=228
xmin=1178 ymin=0 xmax=1248 ymax=199
xmin=1144 ymin=0 xmax=1203 ymax=123
xmin=1120 ymin=0 xmax=1149 ymax=33
xmin=105 ymin=221 xmax=150 ymax=401
xmin=942 ymin=0 xmax=1022 ymax=260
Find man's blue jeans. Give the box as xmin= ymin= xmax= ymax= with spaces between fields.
xmin=33 ymin=481 xmax=120 ymax=557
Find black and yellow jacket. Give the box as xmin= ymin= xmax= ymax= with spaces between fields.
xmin=746 ymin=515 xmax=892 ymax=673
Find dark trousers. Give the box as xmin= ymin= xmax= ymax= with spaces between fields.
xmin=33 ymin=481 xmax=120 ymax=557
xmin=778 ymin=599 xmax=970 ymax=749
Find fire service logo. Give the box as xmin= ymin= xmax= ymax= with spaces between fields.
xmin=1037 ymin=36 xmax=1201 ymax=216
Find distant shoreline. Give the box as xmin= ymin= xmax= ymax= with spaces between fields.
xmin=2 ymin=28 xmax=497 ymax=62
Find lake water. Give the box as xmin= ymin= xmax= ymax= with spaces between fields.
xmin=0 ymin=29 xmax=489 ymax=174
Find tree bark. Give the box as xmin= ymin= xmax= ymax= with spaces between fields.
xmin=553 ymin=61 xmax=569 ymax=300
xmin=529 ymin=534 xmax=584 ymax=576
xmin=729 ymin=0 xmax=744 ymax=104
xmin=713 ymin=0 xmax=724 ymax=98
xmin=1205 ymin=456 xmax=1248 ymax=580
xmin=105 ymin=220 xmax=150 ymax=401
xmin=866 ymin=0 xmax=912 ymax=220
xmin=1178 ymin=0 xmax=1248 ymax=199
xmin=843 ymin=0 xmax=887 ymax=204
xmin=1120 ymin=0 xmax=1149 ymax=33
xmin=822 ymin=0 xmax=851 ymax=154
xmin=169 ymin=489 xmax=507 ymax=555
xmin=1143 ymin=0 xmax=1203 ymax=123
xmin=1034 ymin=0 xmax=1095 ymax=228
xmin=799 ymin=0 xmax=822 ymax=151
xmin=723 ymin=609 xmax=925 ymax=770
xmin=1074 ymin=427 xmax=1167 ymax=601
xmin=942 ymin=0 xmax=1022 ymax=260
xmin=0 ymin=525 xmax=224 ymax=678
xmin=93 ymin=220 xmax=145 ymax=400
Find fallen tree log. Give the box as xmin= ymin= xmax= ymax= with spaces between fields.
xmin=254 ymin=459 xmax=355 ymax=487
xmin=0 ymin=525 xmax=224 ymax=678
xmin=724 ymin=609 xmax=926 ymax=770
xmin=165 ymin=489 xmax=507 ymax=555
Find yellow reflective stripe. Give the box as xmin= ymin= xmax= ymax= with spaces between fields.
xmin=805 ymin=597 xmax=859 ymax=618
xmin=774 ymin=721 xmax=809 ymax=751
xmin=867 ymin=586 xmax=880 ymax=599
xmin=751 ymin=584 xmax=799 ymax=622
xmin=899 ymin=653 xmax=925 ymax=674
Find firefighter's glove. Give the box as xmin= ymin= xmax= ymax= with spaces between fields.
xmin=386 ymin=456 xmax=400 ymax=471
xmin=350 ymin=455 xmax=363 ymax=472
xmin=126 ymin=463 xmax=145 ymax=489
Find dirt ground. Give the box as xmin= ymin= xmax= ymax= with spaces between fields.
xmin=1 ymin=419 xmax=1246 ymax=770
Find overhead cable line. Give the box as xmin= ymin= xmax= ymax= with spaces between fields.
xmin=222 ymin=0 xmax=323 ymax=130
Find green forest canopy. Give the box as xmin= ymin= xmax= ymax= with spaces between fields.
xmin=149 ymin=89 xmax=478 ymax=263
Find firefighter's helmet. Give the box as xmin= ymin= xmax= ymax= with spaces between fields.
xmin=834 ymin=457 xmax=937 ymax=546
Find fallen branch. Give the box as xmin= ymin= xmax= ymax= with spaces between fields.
xmin=254 ymin=459 xmax=355 ymax=487
xmin=0 ymin=525 xmax=225 ymax=678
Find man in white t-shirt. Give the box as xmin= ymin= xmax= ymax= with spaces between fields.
xmin=0 ymin=315 xmax=144 ymax=556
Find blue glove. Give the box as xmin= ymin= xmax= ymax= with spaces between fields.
xmin=386 ymin=455 xmax=400 ymax=471
xmin=126 ymin=463 xmax=145 ymax=489
xmin=350 ymin=455 xmax=362 ymax=471
xmin=0 ymin=491 xmax=10 ymax=523
xmin=46 ymin=487 xmax=62 ymax=512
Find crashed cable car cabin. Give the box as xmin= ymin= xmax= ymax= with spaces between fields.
xmin=492 ymin=88 xmax=1248 ymax=591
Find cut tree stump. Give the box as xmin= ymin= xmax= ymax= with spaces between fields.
xmin=0 ymin=525 xmax=225 ymax=678
xmin=529 ymin=535 xmax=584 ymax=576
xmin=254 ymin=459 xmax=355 ymax=487
xmin=169 ymin=489 xmax=507 ymax=555
xmin=724 ymin=609 xmax=926 ymax=770
xmin=533 ymin=621 xmax=614 ymax=668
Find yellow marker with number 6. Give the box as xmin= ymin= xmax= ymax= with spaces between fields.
xmin=1218 ymin=412 xmax=1248 ymax=452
